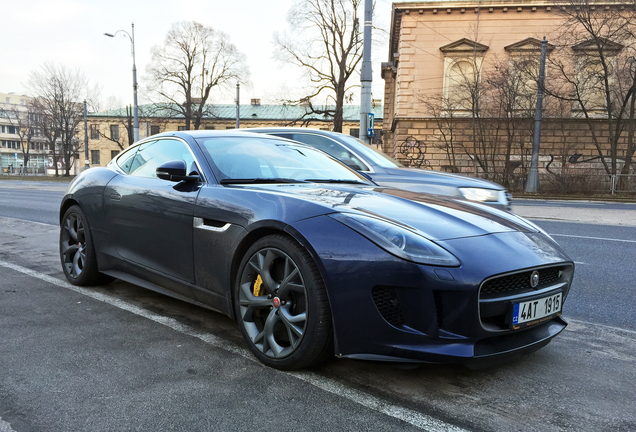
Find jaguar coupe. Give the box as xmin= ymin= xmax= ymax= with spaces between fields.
xmin=59 ymin=131 xmax=574 ymax=370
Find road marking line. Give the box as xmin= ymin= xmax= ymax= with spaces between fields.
xmin=0 ymin=260 xmax=466 ymax=432
xmin=0 ymin=417 xmax=17 ymax=432
xmin=551 ymin=233 xmax=636 ymax=243
xmin=568 ymin=318 xmax=636 ymax=336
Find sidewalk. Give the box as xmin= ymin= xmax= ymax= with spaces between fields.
xmin=512 ymin=203 xmax=636 ymax=227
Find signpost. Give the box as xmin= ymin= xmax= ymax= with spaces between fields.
xmin=367 ymin=113 xmax=374 ymax=138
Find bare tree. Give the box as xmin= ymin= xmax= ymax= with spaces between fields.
xmin=28 ymin=63 xmax=88 ymax=176
xmin=417 ymin=53 xmax=539 ymax=187
xmin=547 ymin=0 xmax=636 ymax=181
xmin=274 ymin=0 xmax=364 ymax=132
xmin=146 ymin=21 xmax=249 ymax=130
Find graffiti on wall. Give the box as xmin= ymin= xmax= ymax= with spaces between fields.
xmin=398 ymin=136 xmax=431 ymax=168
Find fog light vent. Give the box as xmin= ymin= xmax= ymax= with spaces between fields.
xmin=371 ymin=286 xmax=405 ymax=328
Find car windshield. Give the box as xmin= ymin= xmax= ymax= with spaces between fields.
xmin=338 ymin=135 xmax=404 ymax=168
xmin=196 ymin=136 xmax=371 ymax=184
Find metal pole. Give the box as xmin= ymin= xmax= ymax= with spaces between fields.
xmin=83 ymin=100 xmax=90 ymax=170
xmin=236 ymin=83 xmax=240 ymax=129
xmin=525 ymin=37 xmax=548 ymax=193
xmin=131 ymin=23 xmax=139 ymax=143
xmin=359 ymin=0 xmax=373 ymax=143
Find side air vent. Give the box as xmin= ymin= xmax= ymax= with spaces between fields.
xmin=371 ymin=286 xmax=405 ymax=328
xmin=193 ymin=217 xmax=231 ymax=232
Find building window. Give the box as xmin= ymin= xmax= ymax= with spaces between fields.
xmin=2 ymin=140 xmax=20 ymax=149
xmin=111 ymin=150 xmax=120 ymax=160
xmin=150 ymin=125 xmax=160 ymax=135
xmin=203 ymin=125 xmax=215 ymax=130
xmin=445 ymin=59 xmax=480 ymax=112
xmin=29 ymin=142 xmax=48 ymax=151
xmin=1 ymin=125 xmax=17 ymax=134
xmin=572 ymin=38 xmax=623 ymax=115
xmin=90 ymin=124 xmax=99 ymax=140
xmin=110 ymin=125 xmax=120 ymax=140
xmin=439 ymin=39 xmax=489 ymax=114
xmin=91 ymin=150 xmax=100 ymax=165
xmin=178 ymin=126 xmax=187 ymax=131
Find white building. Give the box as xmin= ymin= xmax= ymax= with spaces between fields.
xmin=0 ymin=92 xmax=49 ymax=175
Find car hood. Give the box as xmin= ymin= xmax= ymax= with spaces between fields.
xmin=248 ymin=183 xmax=537 ymax=241
xmin=379 ymin=167 xmax=504 ymax=189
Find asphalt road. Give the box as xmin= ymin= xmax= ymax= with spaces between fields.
xmin=530 ymin=220 xmax=636 ymax=331
xmin=0 ymin=181 xmax=635 ymax=431
xmin=0 ymin=181 xmax=67 ymax=225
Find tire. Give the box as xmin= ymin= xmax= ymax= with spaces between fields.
xmin=234 ymin=234 xmax=333 ymax=370
xmin=59 ymin=205 xmax=113 ymax=286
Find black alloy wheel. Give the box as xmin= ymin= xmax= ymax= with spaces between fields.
xmin=59 ymin=205 xmax=112 ymax=286
xmin=235 ymin=234 xmax=333 ymax=370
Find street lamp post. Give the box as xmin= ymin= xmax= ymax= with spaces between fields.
xmin=104 ymin=23 xmax=139 ymax=143
xmin=83 ymin=100 xmax=89 ymax=170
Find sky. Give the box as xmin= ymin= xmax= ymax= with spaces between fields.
xmin=3 ymin=0 xmax=395 ymax=110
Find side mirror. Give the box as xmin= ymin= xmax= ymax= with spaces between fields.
xmin=156 ymin=160 xmax=200 ymax=182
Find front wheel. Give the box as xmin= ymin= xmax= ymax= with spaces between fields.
xmin=234 ymin=234 xmax=333 ymax=370
xmin=59 ymin=205 xmax=112 ymax=286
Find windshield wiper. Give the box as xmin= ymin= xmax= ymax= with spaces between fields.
xmin=220 ymin=178 xmax=308 ymax=184
xmin=305 ymin=179 xmax=371 ymax=185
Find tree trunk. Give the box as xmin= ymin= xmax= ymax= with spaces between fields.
xmin=333 ymin=88 xmax=344 ymax=132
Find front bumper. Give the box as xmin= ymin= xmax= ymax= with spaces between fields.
xmin=290 ymin=216 xmax=574 ymax=366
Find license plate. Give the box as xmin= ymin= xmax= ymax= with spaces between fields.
xmin=511 ymin=293 xmax=562 ymax=328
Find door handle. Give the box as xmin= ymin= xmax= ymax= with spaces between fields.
xmin=109 ymin=193 xmax=122 ymax=201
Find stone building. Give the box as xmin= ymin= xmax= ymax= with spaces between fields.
xmin=381 ymin=0 xmax=636 ymax=193
xmin=81 ymin=101 xmax=383 ymax=168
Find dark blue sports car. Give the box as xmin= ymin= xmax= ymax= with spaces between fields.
xmin=59 ymin=131 xmax=574 ymax=370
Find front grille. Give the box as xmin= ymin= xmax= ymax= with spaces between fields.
xmin=481 ymin=266 xmax=565 ymax=296
xmin=371 ymin=286 xmax=405 ymax=328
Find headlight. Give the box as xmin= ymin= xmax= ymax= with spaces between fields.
xmin=329 ymin=213 xmax=460 ymax=267
xmin=458 ymin=187 xmax=500 ymax=203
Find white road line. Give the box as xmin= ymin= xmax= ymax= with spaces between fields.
xmin=0 ymin=260 xmax=466 ymax=432
xmin=568 ymin=318 xmax=636 ymax=336
xmin=551 ymin=233 xmax=636 ymax=243
xmin=0 ymin=417 xmax=17 ymax=432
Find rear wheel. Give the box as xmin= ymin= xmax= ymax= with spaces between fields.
xmin=234 ymin=234 xmax=332 ymax=370
xmin=59 ymin=205 xmax=113 ymax=286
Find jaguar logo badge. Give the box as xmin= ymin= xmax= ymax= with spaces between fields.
xmin=530 ymin=271 xmax=540 ymax=288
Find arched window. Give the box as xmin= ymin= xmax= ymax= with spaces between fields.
xmin=440 ymin=39 xmax=488 ymax=115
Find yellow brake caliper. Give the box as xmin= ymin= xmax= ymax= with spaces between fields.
xmin=253 ymin=274 xmax=264 ymax=297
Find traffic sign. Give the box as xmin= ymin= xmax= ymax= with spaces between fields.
xmin=367 ymin=113 xmax=374 ymax=137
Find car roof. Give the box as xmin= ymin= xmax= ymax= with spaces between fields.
xmin=245 ymin=127 xmax=347 ymax=138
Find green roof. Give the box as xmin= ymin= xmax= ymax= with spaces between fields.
xmin=90 ymin=103 xmax=383 ymax=121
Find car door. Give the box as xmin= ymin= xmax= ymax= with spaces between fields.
xmin=103 ymin=138 xmax=202 ymax=285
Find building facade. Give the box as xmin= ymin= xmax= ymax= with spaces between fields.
xmin=382 ymin=1 xmax=636 ymax=193
xmin=81 ymin=101 xmax=384 ymax=168
xmin=0 ymin=92 xmax=50 ymax=175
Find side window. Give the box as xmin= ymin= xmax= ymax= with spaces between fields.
xmin=128 ymin=139 xmax=196 ymax=179
xmin=289 ymin=134 xmax=368 ymax=171
xmin=116 ymin=145 xmax=141 ymax=174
